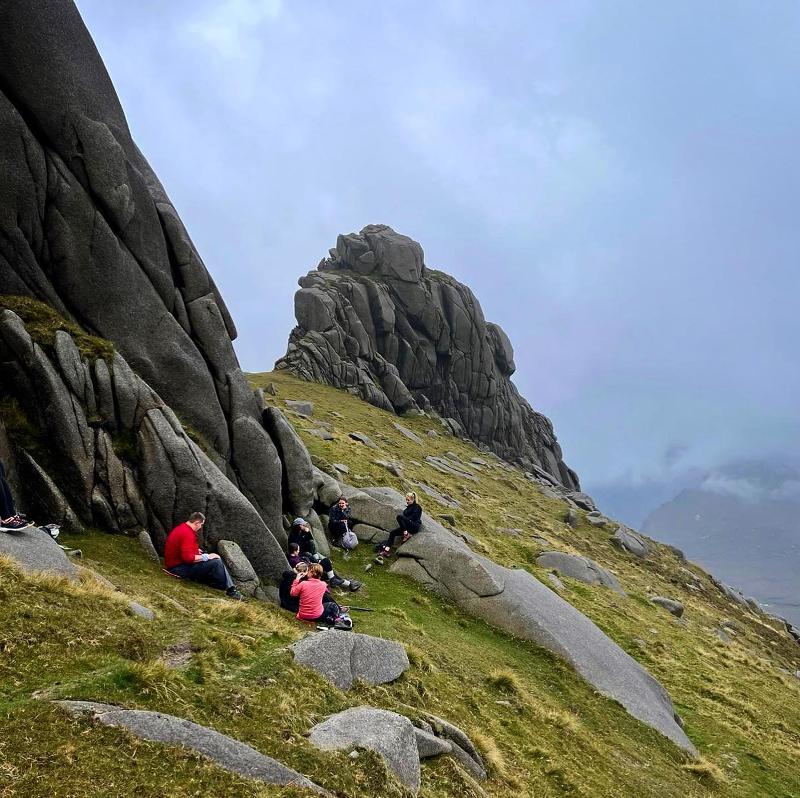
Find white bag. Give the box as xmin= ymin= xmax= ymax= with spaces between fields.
xmin=341 ymin=528 xmax=359 ymax=550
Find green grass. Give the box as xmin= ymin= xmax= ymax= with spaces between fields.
xmin=1 ymin=368 xmax=798 ymax=797
xmin=0 ymin=295 xmax=114 ymax=361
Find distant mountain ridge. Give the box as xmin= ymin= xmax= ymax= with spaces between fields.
xmin=642 ymin=461 xmax=800 ymax=624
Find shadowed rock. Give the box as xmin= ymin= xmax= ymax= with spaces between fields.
xmin=276 ymin=225 xmax=578 ymax=489
xmin=0 ymin=525 xmax=77 ymax=579
xmin=536 ymin=551 xmax=625 ymax=595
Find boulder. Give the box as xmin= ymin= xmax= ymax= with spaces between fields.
xmin=536 ymin=551 xmax=625 ymax=595
xmin=138 ymin=530 xmax=160 ymax=562
xmin=309 ymin=707 xmax=420 ymax=792
xmin=414 ymin=728 xmax=452 ymax=758
xmin=0 ymin=526 xmax=77 ymax=579
xmin=291 ymin=631 xmax=409 ymax=690
xmin=128 ymin=601 xmax=155 ymax=621
xmin=566 ymin=492 xmax=597 ymax=511
xmin=217 ymin=540 xmax=261 ymax=597
xmin=276 ymin=226 xmax=579 ymax=490
xmin=56 ymin=702 xmax=325 ymax=793
xmin=348 ymin=432 xmax=377 ymax=448
xmin=564 ymin=508 xmax=579 ymax=529
xmin=284 ymin=400 xmax=314 ymax=417
xmin=393 ymin=423 xmax=423 ymax=444
xmin=650 ymin=597 xmax=684 ymax=618
xmin=262 ymin=407 xmax=314 ymax=518
xmin=610 ymin=527 xmax=650 ymax=559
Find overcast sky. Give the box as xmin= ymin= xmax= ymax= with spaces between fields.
xmin=75 ymin=0 xmax=800 ymax=523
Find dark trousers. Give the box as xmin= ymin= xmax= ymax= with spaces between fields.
xmin=328 ymin=520 xmax=349 ymax=543
xmin=388 ymin=514 xmax=417 ymax=547
xmin=169 ymin=559 xmax=234 ymax=592
xmin=316 ymin=600 xmax=341 ymax=624
xmin=0 ymin=461 xmax=15 ymax=519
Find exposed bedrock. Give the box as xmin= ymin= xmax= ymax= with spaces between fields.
xmin=339 ymin=485 xmax=695 ymax=754
xmin=0 ymin=0 xmax=303 ymax=580
xmin=276 ymin=224 xmax=579 ymax=489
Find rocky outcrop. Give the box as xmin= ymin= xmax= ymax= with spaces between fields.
xmin=0 ymin=525 xmax=78 ymax=579
xmin=337 ymin=486 xmax=695 ymax=753
xmin=276 ymin=225 xmax=578 ymax=489
xmin=0 ymin=1 xmax=322 ymax=585
xmin=57 ymin=701 xmax=327 ymax=794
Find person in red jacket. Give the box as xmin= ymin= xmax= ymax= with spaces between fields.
xmin=163 ymin=512 xmax=242 ymax=600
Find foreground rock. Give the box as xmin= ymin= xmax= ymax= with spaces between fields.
xmin=0 ymin=526 xmax=77 ymax=579
xmin=57 ymin=701 xmax=326 ymax=793
xmin=276 ymin=225 xmax=578 ymax=488
xmin=536 ymin=551 xmax=625 ymax=595
xmin=309 ymin=707 xmax=420 ymax=792
xmin=341 ymin=487 xmax=694 ymax=753
xmin=291 ymin=632 xmax=409 ymax=690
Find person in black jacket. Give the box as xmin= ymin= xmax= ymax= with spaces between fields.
xmin=328 ymin=496 xmax=351 ymax=544
xmin=0 ymin=459 xmax=30 ymax=532
xmin=385 ymin=492 xmax=423 ymax=548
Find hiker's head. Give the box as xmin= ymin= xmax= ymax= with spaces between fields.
xmin=292 ymin=517 xmax=310 ymax=532
xmin=337 ymin=496 xmax=347 ymax=509
xmin=187 ymin=512 xmax=205 ymax=531
xmin=308 ymin=563 xmax=323 ymax=580
xmin=405 ymin=492 xmax=417 ymax=505
xmin=288 ymin=542 xmax=300 ymax=555
xmin=294 ymin=561 xmax=309 ymax=575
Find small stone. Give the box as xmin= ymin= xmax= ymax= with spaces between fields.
xmin=650 ymin=596 xmax=684 ymax=618
xmin=426 ymin=429 xmax=438 ymax=438
xmin=128 ymin=601 xmax=155 ymax=621
xmin=349 ymin=432 xmax=377 ymax=448
xmin=565 ymin=508 xmax=579 ymax=529
xmin=439 ymin=514 xmax=457 ymax=526
xmin=265 ymin=382 xmax=278 ymax=396
xmin=333 ymin=463 xmax=350 ymax=474
xmin=392 ymin=423 xmax=423 ymax=444
xmin=307 ymin=428 xmax=334 ymax=441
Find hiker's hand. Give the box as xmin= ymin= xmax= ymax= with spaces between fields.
xmin=207 ymin=553 xmax=220 ymax=560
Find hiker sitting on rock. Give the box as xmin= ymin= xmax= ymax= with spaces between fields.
xmin=287 ymin=523 xmax=361 ymax=592
xmin=164 ymin=512 xmax=243 ymax=600
xmin=0 ymin=459 xmax=31 ymax=532
xmin=289 ymin=563 xmax=345 ymax=625
xmin=384 ymin=492 xmax=422 ymax=549
xmin=328 ymin=496 xmax=351 ymax=545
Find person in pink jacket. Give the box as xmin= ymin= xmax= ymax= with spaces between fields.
xmin=289 ymin=563 xmax=341 ymax=623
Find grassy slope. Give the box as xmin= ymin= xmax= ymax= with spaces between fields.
xmin=0 ymin=369 xmax=796 ymax=798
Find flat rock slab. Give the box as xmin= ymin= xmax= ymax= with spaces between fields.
xmin=285 ymin=399 xmax=314 ymax=417
xmin=0 ymin=526 xmax=78 ymax=579
xmin=393 ymin=423 xmax=423 ymax=444
xmin=610 ymin=527 xmax=650 ymax=559
xmin=349 ymin=432 xmax=377 ymax=448
xmin=57 ymin=701 xmax=326 ymax=793
xmin=291 ymin=631 xmax=409 ymax=690
xmin=309 ymin=707 xmax=420 ymax=792
xmin=537 ymin=551 xmax=625 ymax=595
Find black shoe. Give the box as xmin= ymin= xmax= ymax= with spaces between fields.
xmin=329 ymin=576 xmax=345 ymax=588
xmin=0 ymin=516 xmax=31 ymax=532
xmin=348 ymin=580 xmax=362 ymax=592
xmin=225 ymin=587 xmax=244 ymax=601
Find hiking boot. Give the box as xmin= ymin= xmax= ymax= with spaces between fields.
xmin=401 ymin=531 xmax=412 ymax=544
xmin=225 ymin=587 xmax=244 ymax=601
xmin=328 ymin=575 xmax=346 ymax=588
xmin=373 ymin=556 xmax=385 ymax=566
xmin=348 ymin=580 xmax=362 ymax=592
xmin=0 ymin=516 xmax=31 ymax=532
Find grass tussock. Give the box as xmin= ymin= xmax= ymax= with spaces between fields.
xmin=682 ymin=757 xmax=731 ymax=786
xmin=486 ymin=668 xmax=524 ymax=695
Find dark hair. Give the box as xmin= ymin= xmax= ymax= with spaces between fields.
xmin=337 ymin=495 xmax=347 ymax=503
xmin=288 ymin=542 xmax=300 ymax=553
xmin=188 ymin=511 xmax=206 ymax=523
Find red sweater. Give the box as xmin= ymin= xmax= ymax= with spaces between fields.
xmin=164 ymin=522 xmax=200 ymax=569
xmin=289 ymin=577 xmax=329 ymax=621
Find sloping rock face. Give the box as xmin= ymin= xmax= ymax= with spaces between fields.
xmin=0 ymin=1 xmax=306 ymax=582
xmin=276 ymin=225 xmax=578 ymax=489
xmin=338 ymin=486 xmax=695 ymax=753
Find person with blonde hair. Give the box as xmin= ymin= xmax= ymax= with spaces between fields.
xmin=384 ymin=491 xmax=423 ymax=549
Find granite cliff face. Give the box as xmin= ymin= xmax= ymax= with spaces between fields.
xmin=277 ymin=225 xmax=579 ymax=489
xmin=0 ymin=0 xmax=296 ymax=581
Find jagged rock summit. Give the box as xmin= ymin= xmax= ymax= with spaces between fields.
xmin=277 ymin=225 xmax=579 ymax=489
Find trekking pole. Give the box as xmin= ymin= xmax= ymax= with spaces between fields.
xmin=346 ymin=606 xmax=375 ymax=612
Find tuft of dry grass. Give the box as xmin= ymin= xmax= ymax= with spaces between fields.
xmin=486 ymin=668 xmax=524 ymax=695
xmin=682 ymin=757 xmax=730 ymax=786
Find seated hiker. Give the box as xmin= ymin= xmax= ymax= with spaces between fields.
xmin=163 ymin=512 xmax=243 ymax=600
xmin=280 ymin=560 xmax=314 ymax=613
xmin=328 ymin=496 xmax=351 ymax=544
xmin=287 ymin=531 xmax=361 ymax=592
xmin=0 ymin=459 xmax=31 ymax=532
xmin=385 ymin=492 xmax=423 ymax=549
xmin=289 ymin=563 xmax=345 ymax=624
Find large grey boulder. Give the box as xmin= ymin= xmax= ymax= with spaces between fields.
xmin=56 ymin=701 xmax=326 ymax=793
xmin=262 ymin=407 xmax=314 ymax=520
xmin=651 ymin=597 xmax=684 ymax=618
xmin=610 ymin=527 xmax=650 ymax=559
xmin=386 ymin=507 xmax=695 ymax=753
xmin=536 ymin=551 xmax=625 ymax=595
xmin=291 ymin=631 xmax=409 ymax=690
xmin=309 ymin=707 xmax=420 ymax=792
xmin=0 ymin=1 xmax=299 ymax=587
xmin=0 ymin=526 xmax=77 ymax=579
xmin=217 ymin=540 xmax=262 ymax=598
xmin=276 ymin=225 xmax=579 ymax=489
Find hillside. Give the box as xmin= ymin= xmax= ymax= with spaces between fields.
xmin=4 ymin=369 xmax=797 ymax=797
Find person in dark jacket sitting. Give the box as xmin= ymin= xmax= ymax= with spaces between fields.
xmin=385 ymin=492 xmax=423 ymax=548
xmin=328 ymin=496 xmax=351 ymax=544
xmin=287 ymin=522 xmax=361 ymax=591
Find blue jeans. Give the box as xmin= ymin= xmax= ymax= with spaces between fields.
xmin=169 ymin=558 xmax=234 ymax=591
